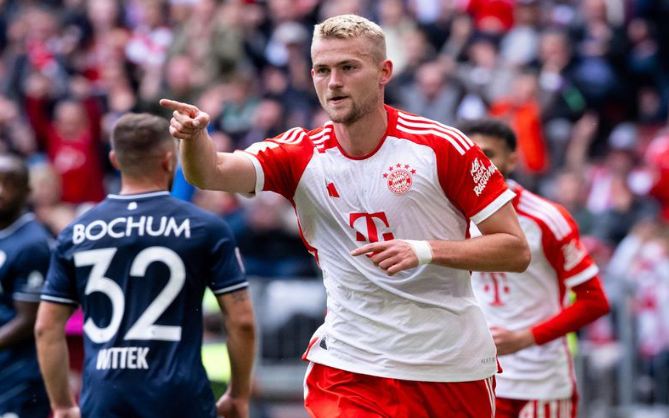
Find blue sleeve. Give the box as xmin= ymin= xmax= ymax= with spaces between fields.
xmin=12 ymin=239 xmax=50 ymax=303
xmin=171 ymin=166 xmax=196 ymax=202
xmin=42 ymin=239 xmax=79 ymax=306
xmin=207 ymin=220 xmax=247 ymax=295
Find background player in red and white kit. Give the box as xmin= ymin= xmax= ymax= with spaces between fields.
xmin=162 ymin=14 xmax=530 ymax=418
xmin=461 ymin=119 xmax=611 ymax=418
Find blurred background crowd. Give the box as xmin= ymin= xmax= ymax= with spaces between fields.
xmin=1 ymin=0 xmax=669 ymax=416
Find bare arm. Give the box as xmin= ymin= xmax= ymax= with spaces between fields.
xmin=215 ymin=289 xmax=256 ymax=418
xmin=34 ymin=302 xmax=79 ymax=415
xmin=0 ymin=300 xmax=38 ymax=349
xmin=159 ymin=99 xmax=256 ymax=193
xmin=352 ymin=202 xmax=530 ymax=275
xmin=431 ymin=202 xmax=530 ymax=272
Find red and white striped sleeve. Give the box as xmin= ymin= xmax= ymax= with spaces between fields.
xmin=238 ymin=127 xmax=316 ymax=199
xmin=517 ymin=192 xmax=610 ymax=344
xmin=395 ymin=111 xmax=515 ymax=224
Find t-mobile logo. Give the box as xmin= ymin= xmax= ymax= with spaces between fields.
xmin=349 ymin=212 xmax=395 ymax=244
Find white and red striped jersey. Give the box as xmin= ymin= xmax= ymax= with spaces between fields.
xmin=471 ymin=181 xmax=604 ymax=400
xmin=239 ymin=105 xmax=515 ymax=382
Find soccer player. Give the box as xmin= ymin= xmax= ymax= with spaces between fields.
xmin=0 ymin=155 xmax=51 ymax=418
xmin=35 ymin=113 xmax=256 ymax=418
xmin=461 ymin=119 xmax=610 ymax=418
xmin=162 ymin=14 xmax=531 ymax=418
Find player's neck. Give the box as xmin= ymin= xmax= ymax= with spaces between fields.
xmin=118 ymin=177 xmax=169 ymax=196
xmin=334 ymin=105 xmax=388 ymax=157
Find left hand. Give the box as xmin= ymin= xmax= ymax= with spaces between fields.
xmin=351 ymin=240 xmax=418 ymax=275
xmin=217 ymin=390 xmax=249 ymax=418
xmin=490 ymin=326 xmax=535 ymax=355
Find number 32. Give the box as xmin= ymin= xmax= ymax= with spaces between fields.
xmin=74 ymin=247 xmax=185 ymax=344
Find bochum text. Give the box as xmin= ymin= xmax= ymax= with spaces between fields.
xmin=73 ymin=217 xmax=191 ymax=244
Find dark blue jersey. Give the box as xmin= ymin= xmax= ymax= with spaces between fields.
xmin=0 ymin=214 xmax=51 ymax=398
xmin=43 ymin=191 xmax=247 ymax=418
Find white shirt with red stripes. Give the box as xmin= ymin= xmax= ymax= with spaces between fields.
xmin=240 ymin=105 xmax=515 ymax=382
xmin=471 ymin=181 xmax=599 ymax=399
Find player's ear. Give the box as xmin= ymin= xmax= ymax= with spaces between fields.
xmin=109 ymin=151 xmax=121 ymax=170
xmin=163 ymin=151 xmax=176 ymax=173
xmin=379 ymin=59 xmax=393 ymax=86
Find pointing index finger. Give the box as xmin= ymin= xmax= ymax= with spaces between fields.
xmin=159 ymin=99 xmax=199 ymax=117
xmin=351 ymin=242 xmax=385 ymax=256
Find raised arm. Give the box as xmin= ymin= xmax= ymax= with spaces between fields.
xmin=215 ymin=289 xmax=256 ymax=418
xmin=159 ymin=99 xmax=256 ymax=193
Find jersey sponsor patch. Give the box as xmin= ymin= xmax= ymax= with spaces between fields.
xmin=561 ymin=239 xmax=587 ymax=271
xmin=470 ymin=157 xmax=497 ymax=196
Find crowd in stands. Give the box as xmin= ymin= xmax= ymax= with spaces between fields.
xmin=1 ymin=0 xmax=668 ymax=406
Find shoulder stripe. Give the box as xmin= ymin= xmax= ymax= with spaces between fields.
xmin=41 ymin=294 xmax=79 ymax=305
xmin=276 ymin=128 xmax=307 ymax=144
xmin=564 ymin=264 xmax=599 ymax=288
xmin=521 ymin=192 xmax=572 ymax=234
xmin=396 ymin=125 xmax=466 ymax=155
xmin=213 ymin=281 xmax=249 ymax=295
xmin=310 ymin=127 xmax=332 ymax=141
xmin=517 ymin=200 xmax=571 ymax=240
xmin=398 ymin=112 xmax=474 ymax=147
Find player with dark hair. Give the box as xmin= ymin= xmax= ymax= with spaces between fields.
xmin=0 ymin=155 xmax=51 ymax=418
xmin=35 ymin=113 xmax=256 ymax=418
xmin=460 ymin=118 xmax=610 ymax=418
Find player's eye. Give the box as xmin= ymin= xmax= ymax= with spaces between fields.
xmin=315 ymin=67 xmax=329 ymax=75
xmin=342 ymin=65 xmax=355 ymax=72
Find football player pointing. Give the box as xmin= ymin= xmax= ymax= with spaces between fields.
xmin=462 ymin=119 xmax=610 ymax=418
xmin=163 ymin=15 xmax=530 ymax=418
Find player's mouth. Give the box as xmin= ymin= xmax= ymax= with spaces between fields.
xmin=328 ymin=95 xmax=348 ymax=104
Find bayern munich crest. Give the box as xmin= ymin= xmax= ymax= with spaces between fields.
xmin=383 ymin=163 xmax=416 ymax=195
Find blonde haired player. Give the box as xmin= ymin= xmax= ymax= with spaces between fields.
xmin=162 ymin=15 xmax=531 ymax=418
xmin=461 ymin=119 xmax=610 ymax=418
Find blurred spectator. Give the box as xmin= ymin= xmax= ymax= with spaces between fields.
xmin=24 ymin=76 xmax=105 ymax=204
xmin=462 ymin=0 xmax=514 ymax=34
xmin=499 ymin=0 xmax=540 ymax=68
xmin=399 ymin=60 xmax=462 ymax=125
xmin=378 ymin=0 xmax=416 ymax=75
xmin=490 ymin=70 xmax=548 ymax=183
xmin=550 ymin=170 xmax=596 ymax=235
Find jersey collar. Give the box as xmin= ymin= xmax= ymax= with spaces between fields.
xmin=107 ymin=191 xmax=171 ymax=200
xmin=0 ymin=213 xmax=35 ymax=239
xmin=332 ymin=104 xmax=399 ymax=160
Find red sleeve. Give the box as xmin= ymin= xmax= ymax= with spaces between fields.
xmin=543 ymin=205 xmax=600 ymax=288
xmin=437 ymin=136 xmax=514 ymax=224
xmin=24 ymin=97 xmax=51 ymax=151
xmin=240 ymin=128 xmax=314 ymax=199
xmin=83 ymin=96 xmax=102 ymax=143
xmin=531 ymin=275 xmax=610 ymax=345
xmin=530 ymin=205 xmax=610 ymax=345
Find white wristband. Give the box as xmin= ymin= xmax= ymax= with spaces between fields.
xmin=403 ymin=240 xmax=433 ymax=265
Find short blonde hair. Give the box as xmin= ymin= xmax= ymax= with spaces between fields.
xmin=313 ymin=14 xmax=386 ymax=63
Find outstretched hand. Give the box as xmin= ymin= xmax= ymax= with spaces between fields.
xmin=159 ymin=99 xmax=211 ymax=140
xmin=351 ymin=239 xmax=419 ymax=275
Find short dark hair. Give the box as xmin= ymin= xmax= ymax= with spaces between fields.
xmin=111 ymin=113 xmax=174 ymax=175
xmin=0 ymin=154 xmax=30 ymax=192
xmin=458 ymin=118 xmax=517 ymax=152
